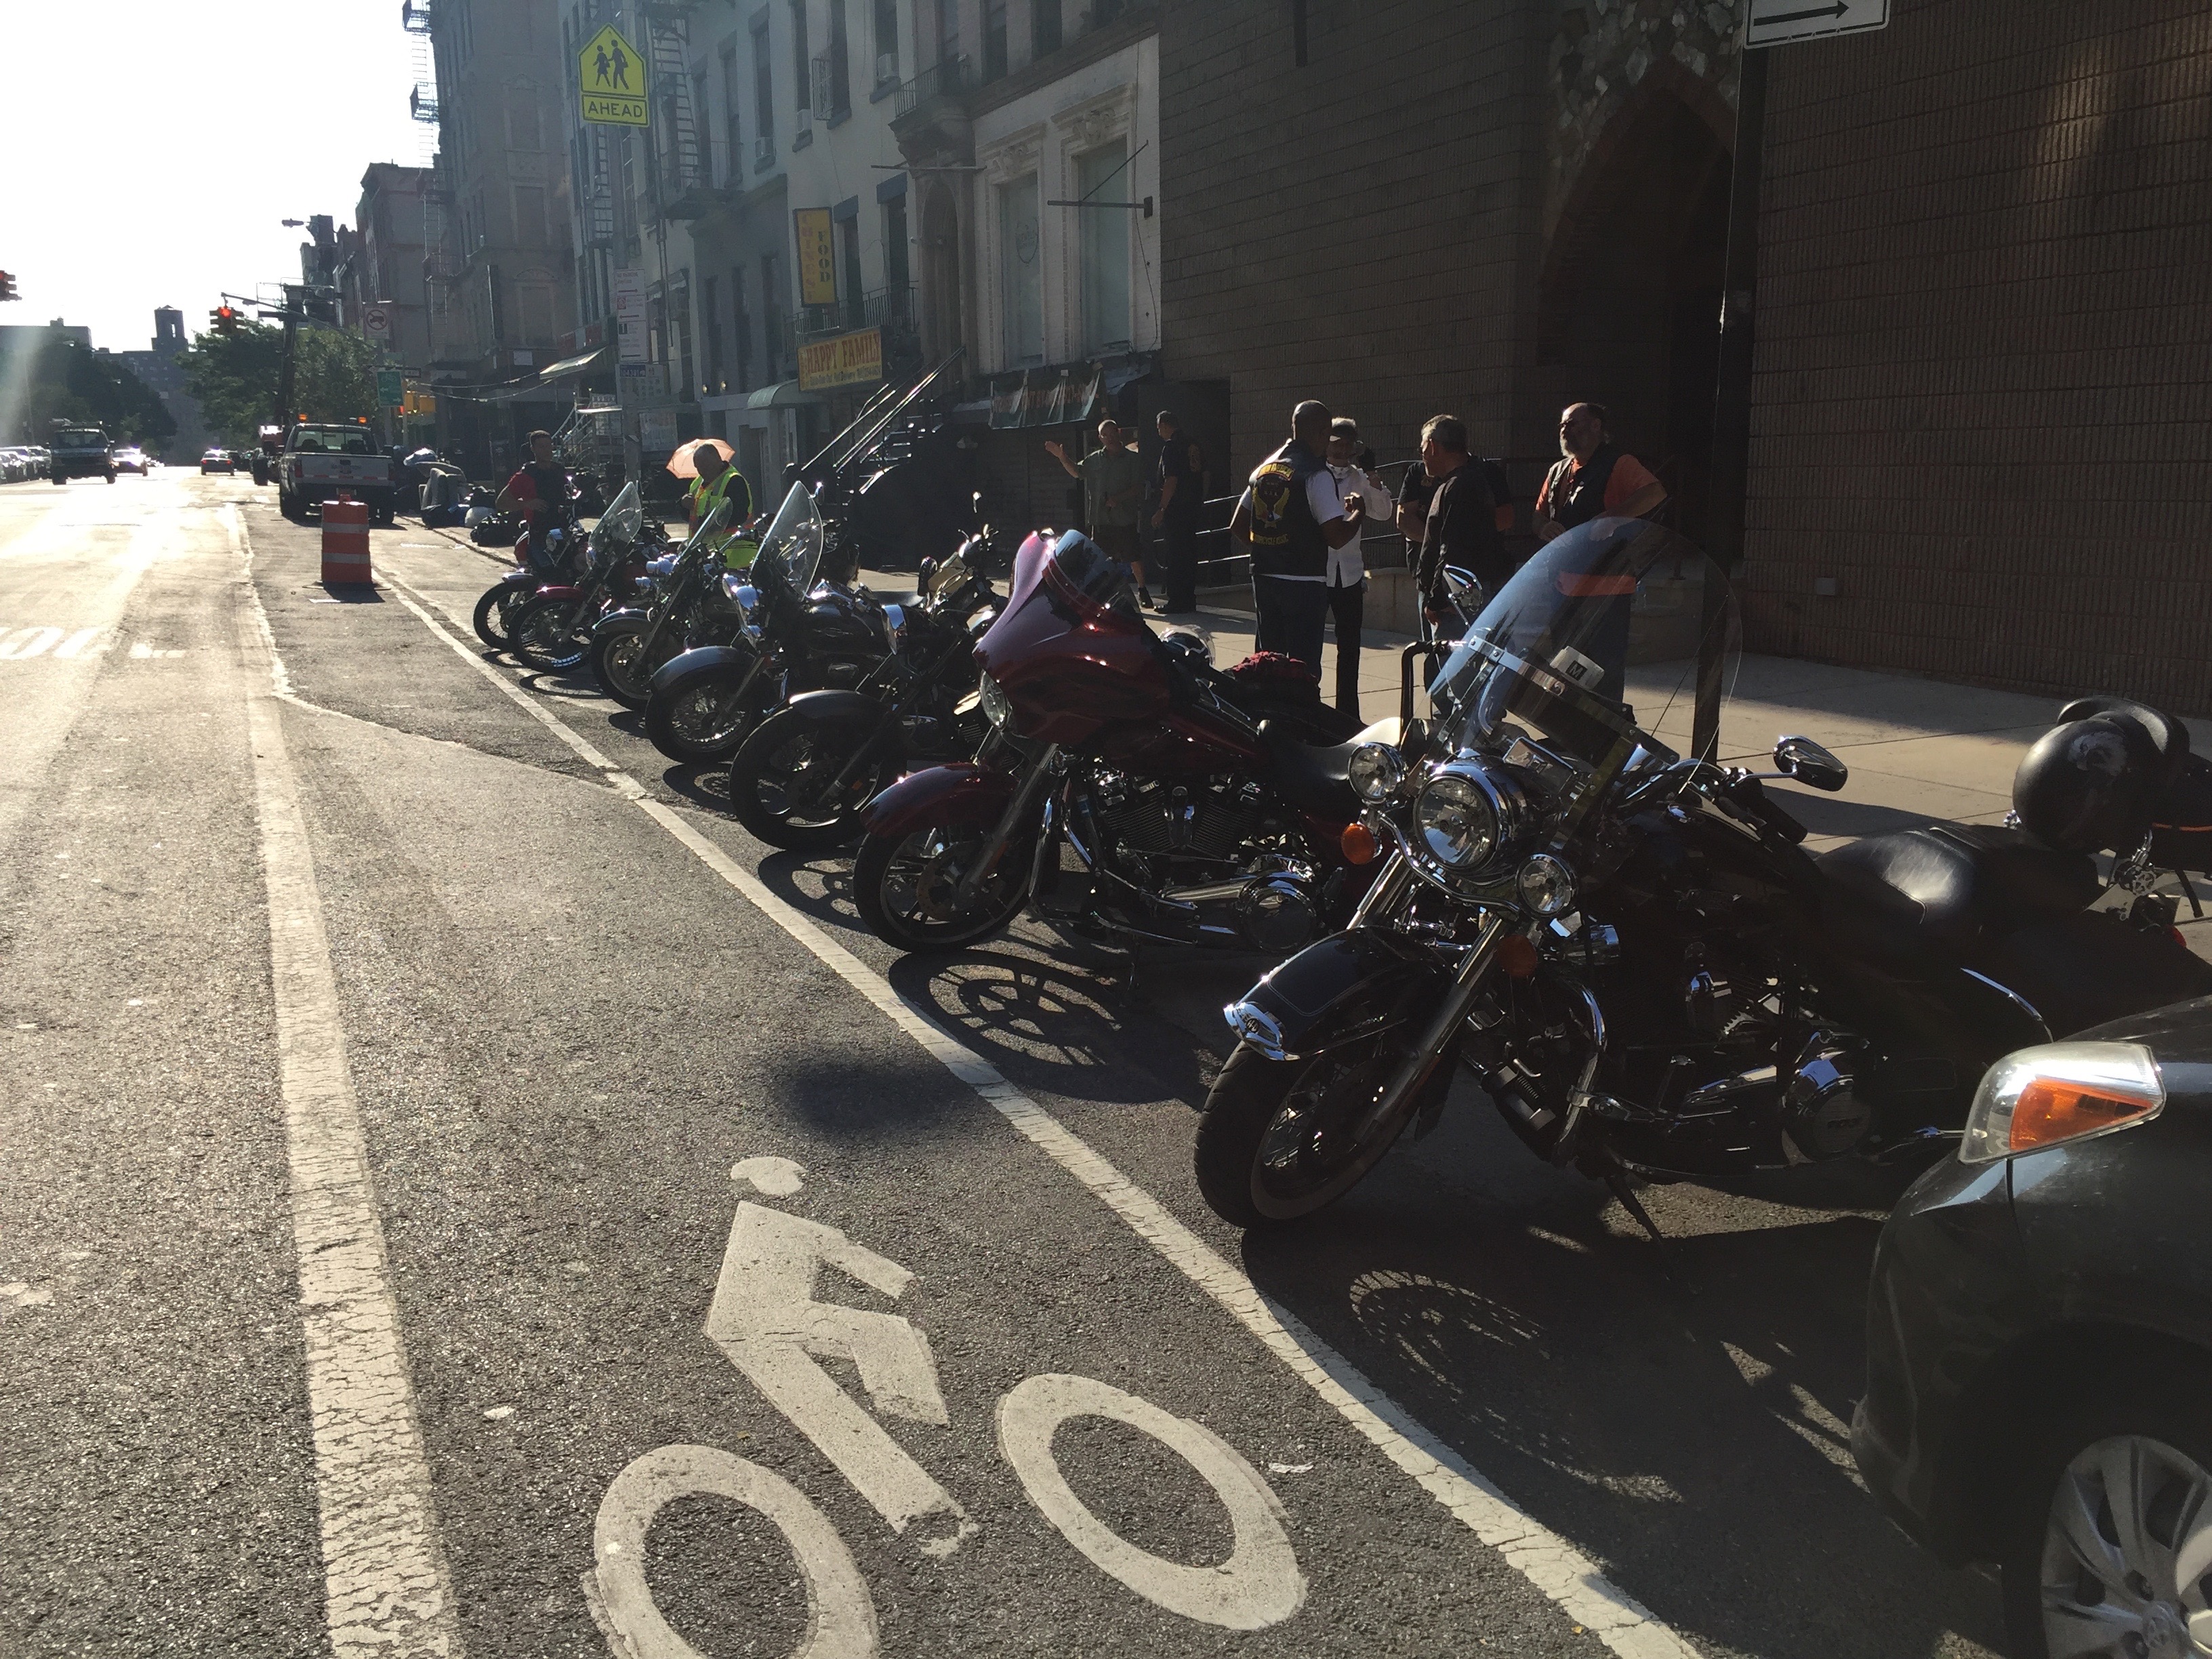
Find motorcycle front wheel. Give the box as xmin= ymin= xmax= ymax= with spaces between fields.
xmin=472 ymin=581 xmax=529 ymax=651
xmin=1193 ymin=1034 xmax=1451 ymax=1228
xmin=854 ymin=823 xmax=1033 ymax=952
xmin=509 ymin=594 xmax=592 ymax=672
xmin=727 ymin=708 xmax=897 ymax=853
xmin=590 ymin=621 xmax=676 ymax=710
xmin=646 ymin=659 xmax=766 ymax=764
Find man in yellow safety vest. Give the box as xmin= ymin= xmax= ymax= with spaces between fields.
xmin=686 ymin=445 xmax=752 ymax=552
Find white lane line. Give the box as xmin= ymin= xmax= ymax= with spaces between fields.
xmin=369 ymin=542 xmax=1700 ymax=1658
xmin=228 ymin=510 xmax=465 ymax=1658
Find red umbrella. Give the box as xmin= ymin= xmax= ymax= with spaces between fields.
xmin=665 ymin=436 xmax=735 ymax=480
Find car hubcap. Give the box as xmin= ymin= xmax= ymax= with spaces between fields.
xmin=2041 ymin=1434 xmax=2212 ymax=1658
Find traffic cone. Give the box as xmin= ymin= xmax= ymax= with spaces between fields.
xmin=321 ymin=493 xmax=373 ymax=586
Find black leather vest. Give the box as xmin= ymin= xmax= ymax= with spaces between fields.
xmin=1543 ymin=443 xmax=1623 ymax=531
xmin=1244 ymin=440 xmax=1328 ymax=579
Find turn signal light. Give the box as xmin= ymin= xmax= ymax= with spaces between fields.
xmin=1959 ymin=1042 xmax=2164 ymax=1164
xmin=1497 ymin=933 xmax=1540 ymax=979
xmin=1340 ymin=822 xmax=1378 ymax=865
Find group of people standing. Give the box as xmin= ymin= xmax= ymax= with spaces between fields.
xmin=1043 ymin=407 xmax=1206 ymax=615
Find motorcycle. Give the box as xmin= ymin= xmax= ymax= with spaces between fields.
xmin=642 ymin=483 xmax=885 ymax=766
xmin=1189 ymin=515 xmax=2212 ymax=1229
xmin=724 ymin=533 xmax=1002 ymax=851
xmin=588 ymin=515 xmax=761 ymax=709
xmin=506 ymin=486 xmax=663 ymax=673
xmin=848 ymin=528 xmax=1377 ymax=955
xmin=470 ymin=505 xmax=588 ymax=650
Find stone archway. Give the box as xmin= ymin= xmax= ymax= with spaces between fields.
xmin=920 ymin=182 xmax=963 ymax=365
xmin=1537 ymin=80 xmax=1733 ymax=538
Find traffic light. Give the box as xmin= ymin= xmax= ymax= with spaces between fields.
xmin=211 ymin=305 xmax=239 ymax=336
xmin=0 ymin=272 xmax=19 ymax=302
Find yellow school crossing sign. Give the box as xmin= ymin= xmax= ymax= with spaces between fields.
xmin=579 ymin=24 xmax=649 ymax=127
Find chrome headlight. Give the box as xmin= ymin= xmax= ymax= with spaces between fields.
xmin=1517 ymin=853 xmax=1577 ymax=917
xmin=978 ymin=670 xmax=1012 ymax=730
xmin=1347 ymin=743 xmax=1405 ymax=803
xmin=1410 ymin=760 xmax=1528 ymax=882
xmin=721 ymin=574 xmax=758 ymax=612
xmin=881 ymin=602 xmax=907 ymax=651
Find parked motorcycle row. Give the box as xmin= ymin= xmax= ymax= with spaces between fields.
xmin=468 ymin=491 xmax=2212 ymax=1658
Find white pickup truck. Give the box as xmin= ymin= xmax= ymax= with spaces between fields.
xmin=276 ymin=423 xmax=396 ymax=524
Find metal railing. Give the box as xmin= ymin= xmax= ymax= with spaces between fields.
xmin=893 ymin=54 xmax=968 ymax=116
xmin=793 ymin=284 xmax=915 ymax=345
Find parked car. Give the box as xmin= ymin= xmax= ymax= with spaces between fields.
xmin=1852 ymin=995 xmax=2212 ymax=1659
xmin=0 ymin=449 xmax=27 ymax=481
xmin=113 ymin=446 xmax=150 ymax=475
xmin=200 ymin=449 xmax=236 ymax=475
xmin=26 ymin=447 xmax=49 ymax=477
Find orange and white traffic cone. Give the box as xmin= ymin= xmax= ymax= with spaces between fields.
xmin=321 ymin=493 xmax=372 ymax=586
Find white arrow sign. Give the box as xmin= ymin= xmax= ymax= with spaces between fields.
xmin=1746 ymin=0 xmax=1887 ymax=47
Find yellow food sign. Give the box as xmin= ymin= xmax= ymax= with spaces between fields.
xmin=794 ymin=208 xmax=838 ymax=308
xmin=798 ymin=328 xmax=884 ymax=392
xmin=579 ymin=25 xmax=649 ymax=127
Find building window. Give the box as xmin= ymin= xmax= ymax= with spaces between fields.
xmin=884 ymin=192 xmax=909 ymax=298
xmin=721 ymin=46 xmax=742 ymax=184
xmin=733 ymin=265 xmax=753 ymax=390
xmin=998 ymin=175 xmax=1042 ymax=366
xmin=873 ymin=0 xmax=899 ymax=84
xmin=762 ymin=253 xmax=784 ymax=378
xmin=790 ymin=0 xmax=810 ymax=110
xmin=514 ymin=184 xmax=548 ymax=248
xmin=1033 ymin=0 xmax=1062 ymax=56
xmin=1076 ymin=142 xmax=1131 ymax=353
xmin=827 ymin=0 xmax=851 ymax=118
xmin=690 ymin=70 xmax=709 ymax=184
xmin=982 ymin=0 xmax=1006 ymax=81
xmin=752 ymin=18 xmax=775 ymax=157
xmin=705 ymin=274 xmax=723 ymax=390
xmin=935 ymin=0 xmax=958 ymax=64
xmin=839 ymin=213 xmax=863 ymax=329
xmin=508 ymin=84 xmax=541 ymax=148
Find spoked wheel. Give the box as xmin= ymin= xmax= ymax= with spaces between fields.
xmin=591 ymin=624 xmax=674 ymax=710
xmin=509 ymin=594 xmax=591 ymax=672
xmin=1193 ymin=1034 xmax=1451 ymax=1229
xmin=853 ymin=823 xmax=1034 ymax=953
xmin=472 ymin=582 xmax=530 ymax=651
xmin=647 ymin=668 xmax=762 ymax=764
xmin=727 ymin=710 xmax=895 ymax=852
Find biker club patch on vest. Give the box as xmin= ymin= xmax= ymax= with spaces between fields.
xmin=1246 ymin=459 xmax=1298 ymax=547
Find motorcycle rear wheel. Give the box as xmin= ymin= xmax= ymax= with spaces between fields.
xmin=590 ymin=622 xmax=673 ymax=710
xmin=1193 ymin=1036 xmax=1446 ymax=1229
xmin=472 ymin=582 xmax=527 ymax=651
xmin=646 ymin=661 xmax=764 ymax=764
xmin=727 ymin=708 xmax=896 ymax=853
xmin=509 ymin=594 xmax=592 ymax=672
xmin=854 ymin=823 xmax=1033 ymax=953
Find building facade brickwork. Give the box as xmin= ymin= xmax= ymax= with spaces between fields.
xmin=1740 ymin=0 xmax=2212 ymax=712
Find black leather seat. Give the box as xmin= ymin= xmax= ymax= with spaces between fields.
xmin=1258 ymin=720 xmax=1361 ymax=819
xmin=1817 ymin=823 xmax=2099 ymax=954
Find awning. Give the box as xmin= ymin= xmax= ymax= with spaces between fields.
xmin=539 ymin=346 xmax=610 ymax=382
xmin=745 ymin=380 xmax=826 ymax=409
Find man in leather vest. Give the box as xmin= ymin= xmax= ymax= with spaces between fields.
xmin=1229 ymin=400 xmax=1360 ymax=672
xmin=1534 ymin=403 xmax=1666 ymax=542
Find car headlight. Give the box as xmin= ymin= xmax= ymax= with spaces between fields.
xmin=1959 ymin=1042 xmax=2164 ymax=1164
xmin=978 ymin=670 xmax=1013 ymax=731
xmin=1347 ymin=742 xmax=1405 ymax=802
xmin=1516 ymin=853 xmax=1577 ymax=917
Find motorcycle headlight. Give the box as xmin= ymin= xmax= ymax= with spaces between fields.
xmin=1415 ymin=772 xmax=1498 ymax=868
xmin=1347 ymin=743 xmax=1405 ymax=803
xmin=882 ymin=602 xmax=906 ymax=651
xmin=978 ymin=670 xmax=1012 ymax=731
xmin=1517 ymin=853 xmax=1577 ymax=917
xmin=721 ymin=574 xmax=757 ymax=612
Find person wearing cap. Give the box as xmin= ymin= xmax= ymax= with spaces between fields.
xmin=1324 ymin=417 xmax=1394 ymax=719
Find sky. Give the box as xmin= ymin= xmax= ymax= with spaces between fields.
xmin=3 ymin=3 xmax=431 ymax=353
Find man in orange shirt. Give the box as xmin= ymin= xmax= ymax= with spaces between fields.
xmin=1534 ymin=403 xmax=1666 ymax=541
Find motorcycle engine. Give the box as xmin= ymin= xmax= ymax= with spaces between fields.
xmin=1088 ymin=773 xmax=1276 ymax=867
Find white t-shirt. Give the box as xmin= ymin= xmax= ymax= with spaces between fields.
xmin=1326 ymin=462 xmax=1395 ymax=588
xmin=1268 ymin=466 xmax=1350 ymax=585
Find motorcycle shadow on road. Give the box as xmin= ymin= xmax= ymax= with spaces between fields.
xmin=1235 ymin=1094 xmax=2007 ymax=1659
xmin=661 ymin=764 xmax=733 ymax=813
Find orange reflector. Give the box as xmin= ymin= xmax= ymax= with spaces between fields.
xmin=1340 ymin=822 xmax=1378 ymax=865
xmin=1498 ymin=934 xmax=1539 ymax=979
xmin=2009 ymin=1080 xmax=2161 ymax=1153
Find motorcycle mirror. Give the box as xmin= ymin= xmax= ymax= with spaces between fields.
xmin=1773 ymin=734 xmax=1848 ymax=792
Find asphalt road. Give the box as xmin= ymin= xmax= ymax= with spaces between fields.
xmin=0 ymin=471 xmax=2007 ymax=1659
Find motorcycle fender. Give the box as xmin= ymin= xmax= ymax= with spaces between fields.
xmin=499 ymin=568 xmax=539 ymax=587
xmin=862 ymin=763 xmax=1014 ymax=836
xmin=781 ymin=689 xmax=884 ymax=728
xmin=648 ymin=643 xmax=754 ymax=698
xmin=1227 ymin=926 xmax=1454 ymax=1062
xmin=591 ymin=607 xmax=653 ymax=642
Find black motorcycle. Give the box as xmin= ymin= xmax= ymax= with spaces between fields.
xmin=507 ymin=487 xmax=663 ymax=673
xmin=724 ymin=533 xmax=1001 ymax=851
xmin=588 ymin=512 xmax=758 ymax=709
xmin=1193 ymin=516 xmax=2212 ymax=1229
xmin=642 ymin=484 xmax=885 ymax=766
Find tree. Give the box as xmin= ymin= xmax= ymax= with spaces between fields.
xmin=180 ymin=322 xmax=380 ymax=443
xmin=0 ymin=331 xmax=176 ymax=447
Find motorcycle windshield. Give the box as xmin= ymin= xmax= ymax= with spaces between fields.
xmin=681 ymin=496 xmax=734 ymax=553
xmin=752 ymin=483 xmax=828 ymax=594
xmin=1038 ymin=529 xmax=1141 ymax=626
xmin=597 ymin=481 xmax=644 ymax=544
xmin=1429 ymin=516 xmax=1740 ymax=766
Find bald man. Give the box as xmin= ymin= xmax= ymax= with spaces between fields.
xmin=1229 ymin=399 xmax=1361 ymax=670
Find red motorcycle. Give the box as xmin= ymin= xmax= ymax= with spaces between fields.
xmin=853 ymin=529 xmax=1380 ymax=954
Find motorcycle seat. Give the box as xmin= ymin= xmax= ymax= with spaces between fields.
xmin=1257 ymin=721 xmax=1361 ymax=820
xmin=1816 ymin=823 xmax=2100 ymax=954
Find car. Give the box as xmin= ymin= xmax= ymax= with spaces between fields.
xmin=1852 ymin=996 xmax=2212 ymax=1659
xmin=114 ymin=446 xmax=149 ymax=475
xmin=0 ymin=449 xmax=26 ymax=482
xmin=200 ymin=449 xmax=236 ymax=475
xmin=26 ymin=447 xmax=48 ymax=477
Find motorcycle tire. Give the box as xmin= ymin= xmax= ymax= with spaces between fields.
xmin=472 ymin=582 xmax=527 ymax=651
xmin=590 ymin=621 xmax=674 ymax=711
xmin=645 ymin=658 xmax=768 ymax=765
xmin=1193 ymin=1035 xmax=1450 ymax=1229
xmin=853 ymin=823 xmax=1034 ymax=954
xmin=508 ymin=594 xmax=592 ymax=672
xmin=727 ymin=707 xmax=897 ymax=853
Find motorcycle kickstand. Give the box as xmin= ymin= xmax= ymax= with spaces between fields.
xmin=1598 ymin=1162 xmax=1698 ymax=1296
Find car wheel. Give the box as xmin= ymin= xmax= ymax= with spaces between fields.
xmin=2001 ymin=1382 xmax=2212 ymax=1659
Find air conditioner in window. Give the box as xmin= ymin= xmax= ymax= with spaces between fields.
xmin=755 ymin=134 xmax=775 ymax=167
xmin=875 ymin=51 xmax=898 ymax=84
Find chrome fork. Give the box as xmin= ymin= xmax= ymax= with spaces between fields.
xmin=1348 ymin=911 xmax=1512 ymax=1145
xmin=951 ymin=745 xmax=1062 ymax=908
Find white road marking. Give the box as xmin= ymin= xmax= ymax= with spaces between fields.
xmin=0 ymin=626 xmax=62 ymax=659
xmin=704 ymin=1202 xmax=972 ymax=1552
xmin=54 ymin=627 xmax=104 ymax=659
xmin=228 ymin=510 xmax=464 ymax=1657
xmin=365 ymin=536 xmax=1702 ymax=1658
xmin=732 ymin=1154 xmax=808 ymax=1195
xmin=999 ymin=1372 xmax=1305 ymax=1631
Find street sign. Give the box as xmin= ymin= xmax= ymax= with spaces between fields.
xmin=612 ymin=268 xmax=648 ymax=366
xmin=794 ymin=209 xmax=837 ymax=308
xmin=363 ymin=304 xmax=392 ymax=341
xmin=377 ymin=367 xmax=404 ymax=407
xmin=579 ymin=24 xmax=649 ymax=126
xmin=1746 ymin=0 xmax=1887 ymax=47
